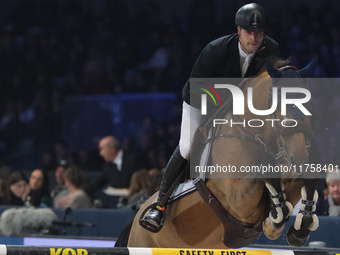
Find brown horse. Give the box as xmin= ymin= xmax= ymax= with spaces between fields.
xmin=127 ymin=58 xmax=319 ymax=248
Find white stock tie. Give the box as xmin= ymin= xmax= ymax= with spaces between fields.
xmin=241 ymin=54 xmax=252 ymax=78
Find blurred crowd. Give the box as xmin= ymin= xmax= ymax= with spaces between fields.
xmin=0 ymin=0 xmax=339 ymax=209
xmin=0 ymin=139 xmax=163 ymax=210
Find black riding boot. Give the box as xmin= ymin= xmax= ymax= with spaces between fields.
xmin=141 ymin=146 xmax=187 ymax=230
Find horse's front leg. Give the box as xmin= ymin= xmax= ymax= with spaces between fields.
xmin=262 ymin=178 xmax=294 ymax=240
xmin=286 ymin=179 xmax=319 ymax=247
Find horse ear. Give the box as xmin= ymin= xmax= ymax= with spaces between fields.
xmin=297 ymin=56 xmax=318 ymax=78
xmin=266 ymin=59 xmax=282 ymax=78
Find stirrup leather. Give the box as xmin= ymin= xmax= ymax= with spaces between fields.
xmin=139 ymin=203 xmax=167 ymax=233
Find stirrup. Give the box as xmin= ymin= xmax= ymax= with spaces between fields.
xmin=139 ymin=203 xmax=167 ymax=233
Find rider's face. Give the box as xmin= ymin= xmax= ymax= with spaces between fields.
xmin=238 ymin=27 xmax=264 ymax=53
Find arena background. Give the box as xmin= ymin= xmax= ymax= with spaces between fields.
xmin=0 ymin=0 xmax=338 ymax=171
xmin=0 ymin=0 xmax=339 ymax=250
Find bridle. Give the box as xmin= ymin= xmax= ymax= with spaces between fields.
xmin=268 ymin=65 xmax=313 ymax=162
xmin=268 ymin=66 xmax=313 ymax=162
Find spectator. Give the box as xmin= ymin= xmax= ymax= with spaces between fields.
xmin=125 ymin=169 xmax=153 ymax=211
xmin=57 ymin=166 xmax=92 ymax=209
xmin=28 ymin=169 xmax=51 ymax=207
xmin=84 ymin=136 xmax=142 ymax=198
xmin=316 ymin=169 xmax=340 ymax=216
xmin=50 ymin=160 xmax=70 ymax=208
xmin=3 ymin=172 xmax=30 ymax=206
xmin=148 ymin=168 xmax=161 ymax=178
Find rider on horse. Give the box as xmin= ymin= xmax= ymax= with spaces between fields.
xmin=141 ymin=2 xmax=281 ymax=232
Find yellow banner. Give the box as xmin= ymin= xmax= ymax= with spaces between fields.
xmin=150 ymin=248 xmax=274 ymax=255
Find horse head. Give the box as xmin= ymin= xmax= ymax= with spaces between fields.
xmin=266 ymin=57 xmax=318 ymax=167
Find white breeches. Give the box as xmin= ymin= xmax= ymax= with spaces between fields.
xmin=179 ymin=102 xmax=204 ymax=159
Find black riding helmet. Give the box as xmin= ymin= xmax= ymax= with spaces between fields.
xmin=235 ymin=3 xmax=268 ymax=32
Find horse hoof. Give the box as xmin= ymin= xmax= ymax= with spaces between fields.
xmin=286 ymin=225 xmax=309 ymax=247
xmin=262 ymin=217 xmax=284 ymax=240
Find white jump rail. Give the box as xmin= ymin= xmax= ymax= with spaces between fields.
xmin=0 ymin=246 xmax=335 ymax=255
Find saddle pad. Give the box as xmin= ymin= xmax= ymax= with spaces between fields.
xmin=168 ymin=179 xmax=197 ymax=203
xmin=167 ymin=125 xmax=213 ymax=203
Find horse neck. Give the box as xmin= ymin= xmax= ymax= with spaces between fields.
xmin=242 ymin=73 xmax=277 ymax=142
